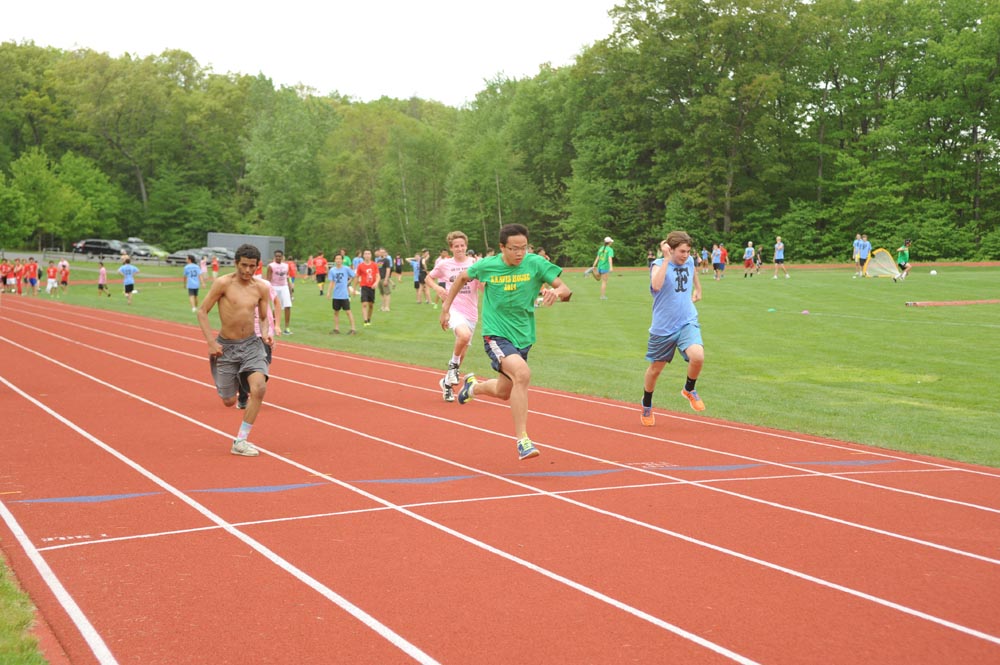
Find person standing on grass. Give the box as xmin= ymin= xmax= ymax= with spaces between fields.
xmin=266 ymin=249 xmax=293 ymax=335
xmin=58 ymin=261 xmax=70 ymax=295
xmin=98 ymin=261 xmax=112 ymax=298
xmin=25 ymin=257 xmax=39 ymax=296
xmin=313 ymin=251 xmax=329 ymax=296
xmin=211 ymin=254 xmax=219 ymax=281
xmin=376 ymin=247 xmax=393 ymax=312
xmin=355 ymin=249 xmax=379 ymax=326
xmin=742 ymin=241 xmax=756 ymax=278
xmin=852 ymin=233 xmax=862 ymax=276
xmin=118 ymin=257 xmax=140 ymax=304
xmin=895 ymin=239 xmax=913 ymax=282
xmin=184 ymin=255 xmax=201 ymax=311
xmin=640 ymin=231 xmax=705 ymax=427
xmin=773 ymin=236 xmax=790 ymax=279
xmin=444 ymin=223 xmax=572 ymax=461
xmin=328 ymin=253 xmax=357 ymax=335
xmin=197 ymin=244 xmax=273 ymax=457
xmin=45 ymin=261 xmax=58 ymax=297
xmin=591 ymin=236 xmax=615 ymax=300
xmin=427 ymin=230 xmax=480 ymax=402
xmin=856 ymin=234 xmax=872 ymax=277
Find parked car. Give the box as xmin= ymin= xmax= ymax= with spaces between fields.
xmin=123 ymin=242 xmax=168 ymax=259
xmin=121 ymin=242 xmax=151 ymax=258
xmin=165 ymin=248 xmax=210 ymax=265
xmin=73 ymin=239 xmax=125 ymax=256
xmin=201 ymin=247 xmax=235 ymax=264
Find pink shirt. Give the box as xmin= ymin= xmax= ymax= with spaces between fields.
xmin=428 ymin=256 xmax=480 ymax=324
xmin=253 ymin=277 xmax=277 ymax=337
xmin=268 ymin=261 xmax=289 ymax=288
xmin=98 ymin=266 xmax=107 ymax=284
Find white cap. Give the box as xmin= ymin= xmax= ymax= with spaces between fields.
xmin=604 ymin=236 xmax=613 ymax=243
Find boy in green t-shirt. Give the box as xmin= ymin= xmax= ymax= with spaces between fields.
xmin=591 ymin=237 xmax=615 ymax=299
xmin=895 ymin=239 xmax=912 ymax=282
xmin=440 ymin=224 xmax=572 ymax=460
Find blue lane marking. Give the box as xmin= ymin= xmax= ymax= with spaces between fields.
xmin=790 ymin=460 xmax=892 ymax=467
xmin=11 ymin=460 xmax=895 ymax=503
xmin=189 ymin=483 xmax=326 ymax=494
xmin=16 ymin=492 xmax=162 ymax=504
xmin=354 ymin=475 xmax=479 ymax=485
xmin=506 ymin=469 xmax=625 ymax=478
xmin=647 ymin=464 xmax=762 ymax=472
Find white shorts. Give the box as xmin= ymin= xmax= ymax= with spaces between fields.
xmin=273 ymin=284 xmax=292 ymax=308
xmin=447 ymin=311 xmax=476 ymax=335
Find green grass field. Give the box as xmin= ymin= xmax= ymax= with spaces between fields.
xmin=28 ymin=258 xmax=1000 ymax=467
xmin=2 ymin=258 xmax=998 ymax=659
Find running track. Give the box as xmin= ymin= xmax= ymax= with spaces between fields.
xmin=1 ymin=296 xmax=998 ymax=664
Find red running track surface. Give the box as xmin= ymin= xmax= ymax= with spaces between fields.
xmin=1 ymin=296 xmax=999 ymax=664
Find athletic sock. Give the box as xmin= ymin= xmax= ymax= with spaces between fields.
xmin=236 ymin=421 xmax=252 ymax=442
xmin=642 ymin=390 xmax=653 ymax=408
xmin=449 ymin=356 xmax=461 ymax=367
xmin=685 ymin=377 xmax=697 ymax=392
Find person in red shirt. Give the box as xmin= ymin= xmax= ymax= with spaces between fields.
xmin=25 ymin=257 xmax=39 ymax=296
xmin=211 ymin=255 xmax=219 ymax=281
xmin=286 ymin=257 xmax=297 ymax=299
xmin=355 ymin=249 xmax=379 ymax=327
xmin=11 ymin=258 xmax=25 ymax=295
xmin=58 ymin=262 xmax=70 ymax=295
xmin=0 ymin=259 xmax=11 ymax=293
xmin=313 ymin=252 xmax=329 ymax=296
xmin=45 ymin=261 xmax=59 ymax=296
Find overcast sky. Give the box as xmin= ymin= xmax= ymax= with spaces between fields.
xmin=5 ymin=0 xmax=619 ymax=107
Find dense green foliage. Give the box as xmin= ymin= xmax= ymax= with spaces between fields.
xmin=1 ymin=0 xmax=998 ymax=265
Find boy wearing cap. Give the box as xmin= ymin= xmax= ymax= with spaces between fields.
xmin=592 ymin=236 xmax=615 ymax=300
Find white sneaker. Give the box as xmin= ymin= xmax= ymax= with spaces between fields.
xmin=785 ymin=274 xmax=790 ymax=279
xmin=439 ymin=377 xmax=455 ymax=402
xmin=445 ymin=363 xmax=461 ymax=386
xmin=231 ymin=439 xmax=259 ymax=457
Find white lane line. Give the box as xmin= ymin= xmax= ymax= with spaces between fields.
xmin=4 ymin=335 xmax=1000 ymax=650
xmin=11 ymin=301 xmax=1000 ymax=495
xmin=0 ymin=349 xmax=758 ymax=664
xmin=0 ymin=374 xmax=440 ymax=665
xmin=0 ymin=499 xmax=119 ymax=665
xmin=7 ymin=315 xmax=1000 ymax=567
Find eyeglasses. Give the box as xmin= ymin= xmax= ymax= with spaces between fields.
xmin=504 ymin=245 xmax=528 ymax=254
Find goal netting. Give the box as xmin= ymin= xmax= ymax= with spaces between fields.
xmin=864 ymin=248 xmax=900 ymax=278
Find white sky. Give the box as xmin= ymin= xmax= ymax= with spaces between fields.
xmin=5 ymin=0 xmax=619 ymax=107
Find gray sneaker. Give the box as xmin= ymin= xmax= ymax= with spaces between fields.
xmin=445 ymin=363 xmax=461 ymax=386
xmin=231 ymin=439 xmax=259 ymax=457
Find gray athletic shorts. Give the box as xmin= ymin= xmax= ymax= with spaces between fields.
xmin=209 ymin=334 xmax=270 ymax=399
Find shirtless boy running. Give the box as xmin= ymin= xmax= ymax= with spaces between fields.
xmin=197 ymin=244 xmax=274 ymax=457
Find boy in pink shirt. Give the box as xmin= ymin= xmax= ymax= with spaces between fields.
xmin=427 ymin=231 xmax=481 ymax=402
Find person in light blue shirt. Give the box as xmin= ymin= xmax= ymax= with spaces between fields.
xmin=184 ymin=255 xmax=202 ymax=311
xmin=328 ymin=254 xmax=357 ymax=334
xmin=118 ymin=257 xmax=140 ymax=305
xmin=773 ymin=236 xmax=789 ymax=279
xmin=641 ymin=230 xmax=705 ymax=427
xmin=857 ymin=234 xmax=872 ymax=277
xmin=742 ymin=242 xmax=756 ymax=278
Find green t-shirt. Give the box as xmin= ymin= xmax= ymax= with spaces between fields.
xmin=467 ymin=252 xmax=562 ymax=349
xmin=897 ymin=246 xmax=909 ymax=264
xmin=596 ymin=245 xmax=615 ymax=270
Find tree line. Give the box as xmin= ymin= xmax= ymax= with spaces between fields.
xmin=1 ymin=0 xmax=997 ymax=266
